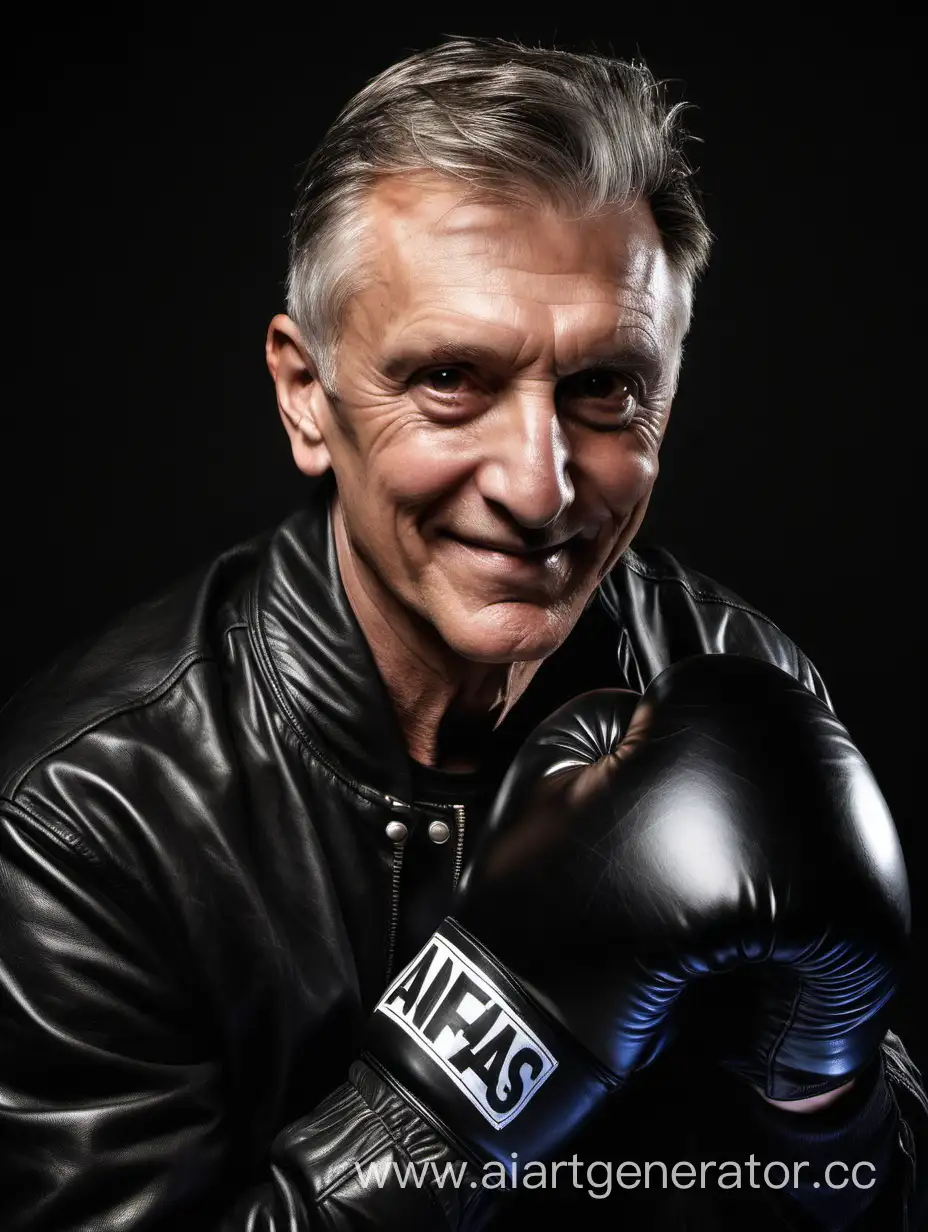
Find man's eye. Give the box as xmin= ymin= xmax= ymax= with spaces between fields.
xmin=421 ymin=367 xmax=470 ymax=394
xmin=408 ymin=365 xmax=487 ymax=418
xmin=558 ymin=369 xmax=640 ymax=423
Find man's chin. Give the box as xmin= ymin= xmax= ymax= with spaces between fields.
xmin=433 ymin=603 xmax=574 ymax=664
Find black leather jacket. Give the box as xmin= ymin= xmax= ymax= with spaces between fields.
xmin=1 ymin=477 xmax=925 ymax=1232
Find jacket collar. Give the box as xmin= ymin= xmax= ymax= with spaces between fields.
xmin=253 ymin=474 xmax=631 ymax=803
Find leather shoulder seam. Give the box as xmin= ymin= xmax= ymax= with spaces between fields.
xmin=620 ymin=556 xmax=785 ymax=631
xmin=3 ymin=649 xmax=214 ymax=798
xmin=0 ymin=796 xmax=140 ymax=901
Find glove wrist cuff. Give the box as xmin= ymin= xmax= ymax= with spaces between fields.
xmin=362 ymin=918 xmax=619 ymax=1164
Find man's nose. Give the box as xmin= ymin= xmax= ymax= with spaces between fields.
xmin=474 ymin=393 xmax=574 ymax=530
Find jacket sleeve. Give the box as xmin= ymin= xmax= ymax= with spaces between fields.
xmin=879 ymin=1030 xmax=928 ymax=1231
xmin=0 ymin=802 xmax=493 ymax=1232
xmin=724 ymin=1041 xmax=925 ymax=1231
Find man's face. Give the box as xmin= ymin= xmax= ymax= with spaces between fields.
xmin=308 ymin=175 xmax=685 ymax=664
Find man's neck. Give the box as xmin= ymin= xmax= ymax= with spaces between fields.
xmin=331 ymin=495 xmax=542 ymax=769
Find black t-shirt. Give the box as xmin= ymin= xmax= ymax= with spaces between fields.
xmin=408 ymin=757 xmax=497 ymax=813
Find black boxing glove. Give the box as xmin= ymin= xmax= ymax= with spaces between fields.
xmin=362 ymin=653 xmax=908 ymax=1176
xmin=638 ymin=655 xmax=910 ymax=1102
xmin=475 ymin=652 xmax=908 ymax=1106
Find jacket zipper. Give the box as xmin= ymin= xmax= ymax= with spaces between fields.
xmin=384 ymin=800 xmax=467 ymax=981
xmin=451 ymin=803 xmax=466 ymax=891
xmin=385 ymin=823 xmax=407 ymax=983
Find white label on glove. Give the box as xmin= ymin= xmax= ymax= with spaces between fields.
xmin=375 ymin=932 xmax=557 ymax=1129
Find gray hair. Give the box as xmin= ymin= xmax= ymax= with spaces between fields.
xmin=286 ymin=35 xmax=713 ymax=396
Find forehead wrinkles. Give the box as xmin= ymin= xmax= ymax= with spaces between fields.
xmin=551 ymin=300 xmax=664 ymax=366
xmin=384 ymin=299 xmax=539 ymax=370
xmin=382 ymin=283 xmax=670 ymax=372
xmin=358 ymin=184 xmax=681 ymax=364
xmin=370 ymin=181 xmax=656 ymax=288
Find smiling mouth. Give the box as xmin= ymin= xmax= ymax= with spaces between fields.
xmin=444 ymin=533 xmax=574 ymax=558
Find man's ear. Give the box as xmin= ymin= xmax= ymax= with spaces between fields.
xmin=265 ymin=313 xmax=333 ymax=477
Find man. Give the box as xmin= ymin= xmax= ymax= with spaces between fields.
xmin=0 ymin=34 xmax=924 ymax=1231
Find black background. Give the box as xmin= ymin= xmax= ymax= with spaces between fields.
xmin=3 ymin=11 xmax=921 ymax=1053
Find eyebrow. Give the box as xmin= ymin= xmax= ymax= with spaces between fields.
xmin=382 ymin=339 xmax=664 ymax=381
xmin=383 ymin=342 xmax=498 ymax=381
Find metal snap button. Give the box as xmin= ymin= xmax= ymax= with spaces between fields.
xmin=385 ymin=821 xmax=408 ymax=842
xmin=428 ymin=819 xmax=451 ymax=845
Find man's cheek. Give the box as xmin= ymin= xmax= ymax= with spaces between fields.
xmin=619 ymin=445 xmax=660 ymax=506
xmin=384 ymin=452 xmax=476 ymax=510
xmin=594 ymin=464 xmax=659 ymax=572
xmin=586 ymin=451 xmax=657 ymax=521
